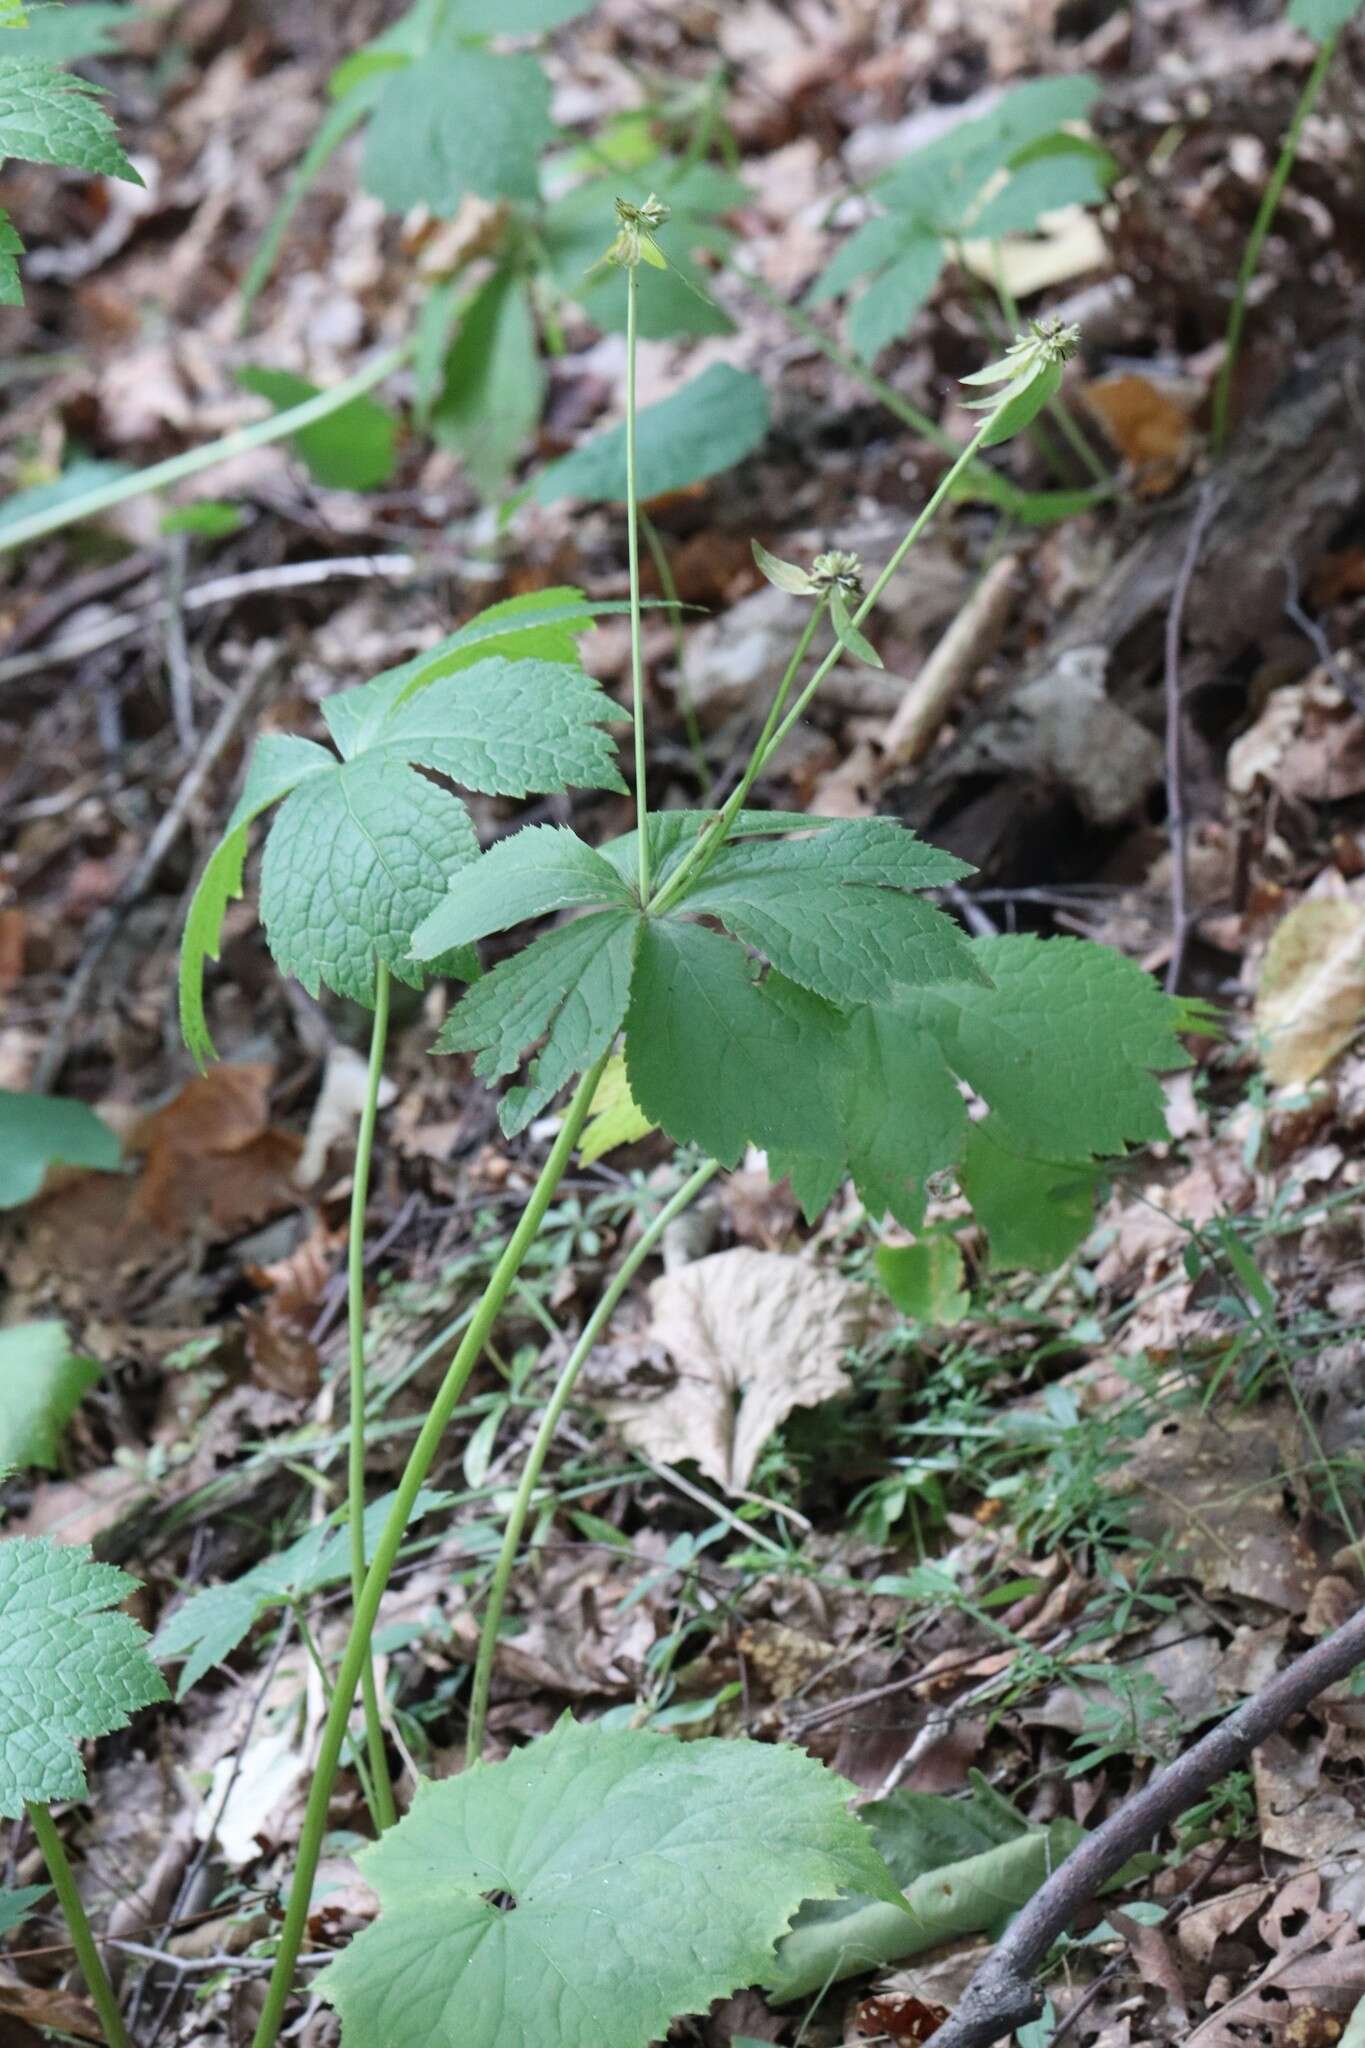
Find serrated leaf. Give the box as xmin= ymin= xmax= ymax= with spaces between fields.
xmin=178 ymin=734 xmax=334 ymax=1067
xmin=430 ymin=264 xmax=544 ymax=496
xmin=1288 ymin=0 xmax=1361 ymax=37
xmin=911 ymin=934 xmax=1183 ymax=1160
xmin=847 ymin=236 xmax=943 ymax=360
xmin=676 ymin=820 xmax=979 ymax=1006
xmin=0 ymin=1883 xmax=49 ymax=1936
xmin=181 ymin=655 xmax=623 ymax=1049
xmin=411 ymin=824 xmax=631 ymax=958
xmin=155 ymin=1490 xmax=452 ymax=1700
xmin=0 ymin=1539 xmax=168 ymax=1817
xmin=362 ymin=50 xmax=552 ymax=213
xmin=0 ymin=203 xmax=23 ymax=304
xmin=580 ymin=1052 xmax=655 ymax=1163
xmin=237 ymin=366 xmax=398 ymax=491
xmin=808 ymin=210 xmax=932 ymax=303
xmin=959 ymin=1119 xmax=1098 ymax=1270
xmin=0 ymin=1321 xmax=100 ymax=1470
xmin=534 ymin=364 xmax=769 ymax=506
xmin=0 ymin=1088 xmax=121 ymax=1207
xmin=260 ymin=756 xmax=479 ymax=1007
xmin=0 ymin=54 xmax=137 ymax=177
xmin=599 ymin=809 xmax=837 ymax=894
xmin=625 ymin=921 xmax=841 ymax=1170
xmin=318 ymin=1715 xmax=903 ymax=2048
xmin=767 ymin=935 xmax=1184 ymax=1228
xmin=436 ymin=908 xmax=641 ymax=1136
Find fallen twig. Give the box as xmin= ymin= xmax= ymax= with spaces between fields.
xmin=1163 ymin=483 xmax=1221 ymax=994
xmin=929 ymin=1599 xmax=1365 ymax=2048
xmin=0 ymin=553 xmax=421 ymax=688
xmin=880 ymin=552 xmax=1018 ymax=767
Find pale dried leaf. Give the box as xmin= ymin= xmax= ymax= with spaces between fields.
xmin=1256 ymin=899 xmax=1365 ymax=1087
xmin=602 ymin=1249 xmax=870 ymax=1493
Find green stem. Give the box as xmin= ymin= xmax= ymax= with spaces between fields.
xmin=652 ymin=420 xmax=992 ymax=915
xmin=466 ymin=1157 xmax=721 ymax=1762
xmin=1211 ymin=32 xmax=1337 ymax=454
xmin=347 ymin=963 xmax=397 ymax=1833
xmin=27 ymin=1803 xmax=130 ymax=2048
xmin=648 ymin=601 xmax=824 ymax=916
xmin=625 ymin=265 xmax=651 ymax=902
xmin=640 ymin=511 xmax=711 ymax=798
xmin=0 ymin=340 xmax=414 ymax=555
xmin=249 ymin=1055 xmax=609 ymax=2048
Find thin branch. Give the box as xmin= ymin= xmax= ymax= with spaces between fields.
xmin=929 ymin=1599 xmax=1365 ymax=2048
xmin=1163 ymin=483 xmax=1221 ymax=995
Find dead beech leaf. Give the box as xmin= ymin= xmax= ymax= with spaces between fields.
xmin=133 ymin=1064 xmax=302 ymax=1236
xmin=1256 ymin=899 xmax=1365 ymax=1087
xmin=1081 ymin=373 xmax=1194 ymax=496
xmin=601 ymin=1249 xmax=870 ymax=1494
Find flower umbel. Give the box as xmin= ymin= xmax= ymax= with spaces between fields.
xmin=810 ymin=550 xmax=864 ymax=598
xmin=601 ymin=193 xmax=672 ymax=272
xmin=961 ymin=317 xmax=1083 ymax=446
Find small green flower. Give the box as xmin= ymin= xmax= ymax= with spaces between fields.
xmin=750 ymin=542 xmax=882 ymax=669
xmin=961 ymin=317 xmax=1082 ymax=447
xmin=600 ymin=193 xmax=672 ymax=272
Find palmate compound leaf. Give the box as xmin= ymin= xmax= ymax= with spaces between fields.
xmin=413 ymin=812 xmax=1188 ymax=1237
xmin=410 ymin=812 xmax=971 ymax=1137
xmin=0 ymin=1539 xmax=168 ymax=1818
xmin=317 ymin=1715 xmax=905 ymax=2048
xmin=179 ymin=591 xmax=625 ymax=1065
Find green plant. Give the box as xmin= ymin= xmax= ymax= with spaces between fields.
xmin=0 ymin=0 xmax=140 ymax=303
xmin=0 ymin=1088 xmax=121 ymax=1207
xmin=1211 ymin=0 xmax=1361 ymax=450
xmin=6 ymin=209 xmax=1204 ymax=2048
xmin=0 ymin=1539 xmax=168 ymax=2048
xmin=0 ymin=1319 xmax=100 ymax=1471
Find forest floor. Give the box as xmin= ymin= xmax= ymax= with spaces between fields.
xmin=6 ymin=2 xmax=1365 ymax=2045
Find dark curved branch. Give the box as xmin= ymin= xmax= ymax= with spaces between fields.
xmin=931 ymin=1601 xmax=1365 ymax=2048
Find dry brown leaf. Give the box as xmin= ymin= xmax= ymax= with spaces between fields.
xmin=1110 ymin=1405 xmax=1318 ymax=1613
xmin=1081 ymin=373 xmax=1195 ymax=496
xmin=296 ymin=1042 xmax=397 ymax=1189
xmin=1186 ymin=1872 xmax=1365 ymax=2048
xmin=1229 ymin=679 xmax=1365 ymax=802
xmin=1253 ymin=1733 xmax=1365 ymax=1864
xmin=132 ymin=1064 xmax=302 ymax=1236
xmin=1256 ymin=899 xmax=1365 ymax=1087
xmin=0 ymin=1973 xmax=101 ymax=2042
xmin=601 ymin=1249 xmax=870 ymax=1494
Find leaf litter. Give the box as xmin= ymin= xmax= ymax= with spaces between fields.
xmin=4 ymin=2 xmax=1365 ymax=2046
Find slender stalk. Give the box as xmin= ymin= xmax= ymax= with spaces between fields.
xmin=347 ymin=963 xmax=397 ymax=1832
xmin=466 ymin=1157 xmax=722 ymax=1762
xmin=249 ymin=1055 xmax=609 ymax=2048
xmin=648 ymin=602 xmax=824 ymax=916
xmin=0 ymin=341 xmax=413 ymax=555
xmin=26 ymin=1803 xmax=131 ymax=2048
xmin=625 ymin=266 xmax=651 ymax=903
xmin=1211 ymin=32 xmax=1337 ymax=454
xmin=652 ymin=419 xmax=994 ymax=916
xmin=640 ymin=511 xmax=711 ymax=798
